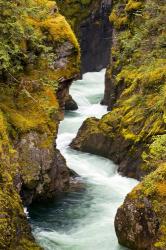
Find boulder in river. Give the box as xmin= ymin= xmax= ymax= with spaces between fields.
xmin=115 ymin=163 xmax=166 ymax=250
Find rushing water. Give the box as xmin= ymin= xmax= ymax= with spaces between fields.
xmin=29 ymin=69 xmax=138 ymax=250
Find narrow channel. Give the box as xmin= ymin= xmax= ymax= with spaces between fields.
xmin=29 ymin=69 xmax=138 ymax=250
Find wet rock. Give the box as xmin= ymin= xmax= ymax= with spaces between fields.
xmin=53 ymin=41 xmax=76 ymax=70
xmin=69 ymin=177 xmax=86 ymax=192
xmin=115 ymin=162 xmax=166 ymax=249
xmin=70 ymin=117 xmax=145 ymax=180
xmin=65 ymin=95 xmax=78 ymax=111
xmin=68 ymin=168 xmax=80 ymax=178
xmin=15 ymin=132 xmax=70 ymax=205
xmin=115 ymin=197 xmax=159 ymax=249
xmin=101 ymin=64 xmax=126 ymax=110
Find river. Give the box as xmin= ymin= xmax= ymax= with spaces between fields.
xmin=29 ymin=69 xmax=138 ymax=250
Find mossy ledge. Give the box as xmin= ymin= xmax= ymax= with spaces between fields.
xmin=71 ymin=0 xmax=166 ymax=248
xmin=0 ymin=0 xmax=80 ymax=249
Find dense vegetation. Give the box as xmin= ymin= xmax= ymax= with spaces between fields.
xmin=0 ymin=0 xmax=79 ymax=81
xmin=0 ymin=0 xmax=48 ymax=78
xmin=104 ymin=0 xmax=166 ymax=174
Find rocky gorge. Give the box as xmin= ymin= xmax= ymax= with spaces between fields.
xmin=0 ymin=0 xmax=166 ymax=250
xmin=0 ymin=0 xmax=114 ymax=248
xmin=71 ymin=0 xmax=166 ymax=249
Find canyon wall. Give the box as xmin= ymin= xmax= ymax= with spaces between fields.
xmin=56 ymin=0 xmax=112 ymax=73
xmin=71 ymin=0 xmax=166 ymax=249
xmin=1 ymin=0 xmax=165 ymax=249
xmin=0 ymin=0 xmax=80 ymax=248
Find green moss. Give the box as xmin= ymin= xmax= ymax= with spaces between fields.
xmin=99 ymin=0 xmax=166 ymax=146
xmin=0 ymin=0 xmax=80 ymax=248
xmin=125 ymin=0 xmax=142 ymax=12
xmin=0 ymin=0 xmax=80 ymax=136
xmin=56 ymin=0 xmax=101 ymax=33
xmin=0 ymin=84 xmax=59 ymax=136
xmin=0 ymin=110 xmax=41 ymax=249
xmin=129 ymin=164 xmax=166 ymax=248
xmin=30 ymin=13 xmax=79 ymax=49
xmin=109 ymin=10 xmax=128 ymax=29
xmin=142 ymin=134 xmax=166 ymax=173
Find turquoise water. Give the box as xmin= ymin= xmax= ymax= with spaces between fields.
xmin=29 ymin=70 xmax=138 ymax=250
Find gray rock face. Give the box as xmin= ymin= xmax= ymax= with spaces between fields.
xmin=101 ymin=64 xmax=126 ymax=110
xmin=80 ymin=0 xmax=113 ymax=73
xmin=70 ymin=117 xmax=145 ymax=180
xmin=53 ymin=41 xmax=75 ymax=70
xmin=65 ymin=94 xmax=78 ymax=110
xmin=115 ymin=195 xmax=161 ymax=250
xmin=15 ymin=132 xmax=70 ymax=205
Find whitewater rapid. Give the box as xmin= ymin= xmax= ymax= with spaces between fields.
xmin=30 ymin=69 xmax=138 ymax=250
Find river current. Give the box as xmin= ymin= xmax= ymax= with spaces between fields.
xmin=29 ymin=69 xmax=138 ymax=250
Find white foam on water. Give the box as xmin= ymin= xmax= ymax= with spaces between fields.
xmin=32 ymin=70 xmax=138 ymax=250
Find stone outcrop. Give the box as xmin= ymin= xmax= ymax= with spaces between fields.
xmin=57 ymin=0 xmax=113 ymax=73
xmin=115 ymin=164 xmax=166 ymax=250
xmin=16 ymin=132 xmax=70 ymax=205
xmin=70 ymin=117 xmax=145 ymax=179
xmin=71 ymin=0 xmax=166 ymax=179
xmin=0 ymin=112 xmax=42 ymax=250
xmin=115 ymin=195 xmax=160 ymax=250
xmin=0 ymin=0 xmax=80 ymax=248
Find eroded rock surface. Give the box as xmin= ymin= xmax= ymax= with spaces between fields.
xmin=115 ymin=163 xmax=166 ymax=250
xmin=15 ymin=132 xmax=69 ymax=205
xmin=115 ymin=196 xmax=159 ymax=250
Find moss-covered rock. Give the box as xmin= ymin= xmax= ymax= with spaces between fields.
xmin=0 ymin=111 xmax=42 ymax=249
xmin=71 ymin=0 xmax=166 ymax=179
xmin=115 ymin=164 xmax=166 ymax=250
xmin=0 ymin=0 xmax=80 ymax=248
xmin=56 ymin=0 xmax=101 ymax=31
xmin=71 ymin=0 xmax=166 ymax=248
